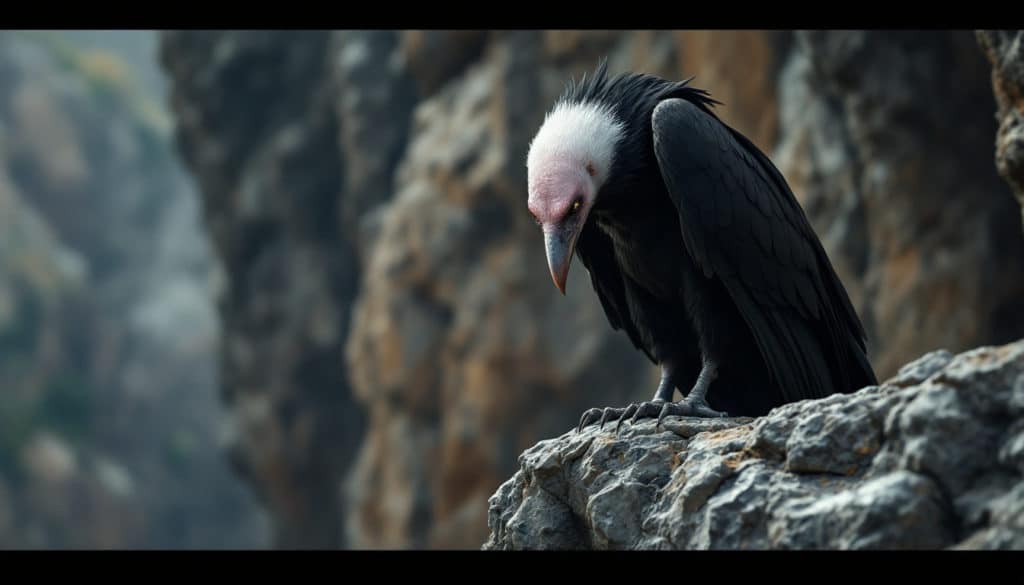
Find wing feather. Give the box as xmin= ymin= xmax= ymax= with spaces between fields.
xmin=574 ymin=226 xmax=656 ymax=364
xmin=650 ymin=98 xmax=877 ymax=400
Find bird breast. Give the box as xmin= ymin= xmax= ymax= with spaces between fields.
xmin=594 ymin=214 xmax=685 ymax=300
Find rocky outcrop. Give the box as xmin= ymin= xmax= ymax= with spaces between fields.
xmin=485 ymin=340 xmax=1024 ymax=550
xmin=160 ymin=31 xmax=373 ymax=549
xmin=0 ymin=31 xmax=263 ymax=548
xmin=977 ymin=31 xmax=1024 ymax=232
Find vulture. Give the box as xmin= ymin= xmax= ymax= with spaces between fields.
xmin=525 ymin=61 xmax=878 ymax=431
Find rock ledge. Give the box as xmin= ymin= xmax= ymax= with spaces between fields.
xmin=484 ymin=340 xmax=1024 ymax=549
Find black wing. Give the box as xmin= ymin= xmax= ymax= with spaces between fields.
xmin=651 ymin=98 xmax=877 ymax=401
xmin=574 ymin=225 xmax=656 ymax=364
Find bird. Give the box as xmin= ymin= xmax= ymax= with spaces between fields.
xmin=525 ymin=60 xmax=878 ymax=432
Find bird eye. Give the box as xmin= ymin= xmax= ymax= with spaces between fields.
xmin=568 ymin=198 xmax=582 ymax=216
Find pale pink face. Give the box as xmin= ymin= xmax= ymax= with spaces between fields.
xmin=527 ymin=159 xmax=596 ymax=228
xmin=526 ymin=100 xmax=623 ymax=293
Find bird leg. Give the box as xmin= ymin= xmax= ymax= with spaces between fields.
xmin=576 ymin=360 xmax=678 ymax=433
xmin=612 ymin=365 xmax=676 ymax=432
xmin=656 ymin=355 xmax=729 ymax=425
xmin=575 ymin=356 xmax=729 ymax=433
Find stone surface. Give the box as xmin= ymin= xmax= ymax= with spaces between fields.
xmin=485 ymin=340 xmax=1024 ymax=550
xmin=160 ymin=30 xmax=370 ymax=549
xmin=977 ymin=30 xmax=1024 ymax=232
xmin=674 ymin=30 xmax=791 ymax=152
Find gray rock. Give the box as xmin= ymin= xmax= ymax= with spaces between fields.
xmin=331 ymin=30 xmax=417 ymax=249
xmin=977 ymin=31 xmax=1024 ymax=233
xmin=485 ymin=339 xmax=1024 ymax=549
xmin=888 ymin=350 xmax=954 ymax=387
xmin=161 ymin=30 xmax=364 ymax=549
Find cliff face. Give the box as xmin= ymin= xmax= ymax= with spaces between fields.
xmin=776 ymin=31 xmax=1024 ymax=379
xmin=343 ymin=31 xmax=687 ymax=549
xmin=978 ymin=31 xmax=1024 ymax=232
xmin=485 ymin=340 xmax=1024 ymax=549
xmin=159 ymin=30 xmax=1024 ymax=548
xmin=0 ymin=31 xmax=264 ymax=548
xmin=159 ymin=31 xmax=370 ymax=549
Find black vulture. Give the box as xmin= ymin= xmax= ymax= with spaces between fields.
xmin=525 ymin=61 xmax=878 ymax=431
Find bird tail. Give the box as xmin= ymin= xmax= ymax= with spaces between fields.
xmin=843 ymin=329 xmax=879 ymax=391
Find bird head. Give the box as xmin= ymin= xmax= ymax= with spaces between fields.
xmin=526 ymin=100 xmax=624 ymax=294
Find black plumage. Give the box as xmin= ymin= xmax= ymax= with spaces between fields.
xmin=556 ymin=62 xmax=878 ymax=424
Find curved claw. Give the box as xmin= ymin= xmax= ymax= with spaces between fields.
xmin=614 ymin=400 xmax=672 ymax=433
xmin=577 ymin=408 xmax=603 ymax=432
xmin=599 ymin=407 xmax=623 ymax=429
xmin=615 ymin=404 xmax=640 ymax=433
xmin=656 ymin=402 xmax=678 ymax=428
xmin=580 ymin=397 xmax=724 ymax=434
xmin=631 ymin=401 xmax=664 ymax=425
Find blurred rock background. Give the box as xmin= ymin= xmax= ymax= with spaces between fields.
xmin=0 ymin=30 xmax=267 ymax=548
xmin=2 ymin=30 xmax=1021 ymax=549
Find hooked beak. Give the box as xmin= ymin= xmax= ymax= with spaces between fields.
xmin=543 ymin=221 xmax=583 ymax=295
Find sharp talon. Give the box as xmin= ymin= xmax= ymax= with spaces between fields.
xmin=657 ymin=403 xmax=671 ymax=428
xmin=630 ymin=409 xmax=642 ymax=425
xmin=577 ymin=408 xmax=599 ymax=432
xmin=579 ymin=396 xmax=709 ymax=434
xmin=615 ymin=404 xmax=638 ymax=433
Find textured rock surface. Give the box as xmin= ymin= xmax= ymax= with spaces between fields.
xmin=0 ymin=31 xmax=264 ymax=548
xmin=977 ymin=30 xmax=1024 ymax=232
xmin=160 ymin=31 xmax=372 ymax=549
xmin=485 ymin=340 xmax=1024 ymax=550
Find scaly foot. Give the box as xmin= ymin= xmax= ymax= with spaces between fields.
xmin=614 ymin=400 xmax=666 ymax=433
xmin=656 ymin=396 xmax=729 ymax=426
xmin=577 ymin=406 xmax=630 ymax=432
